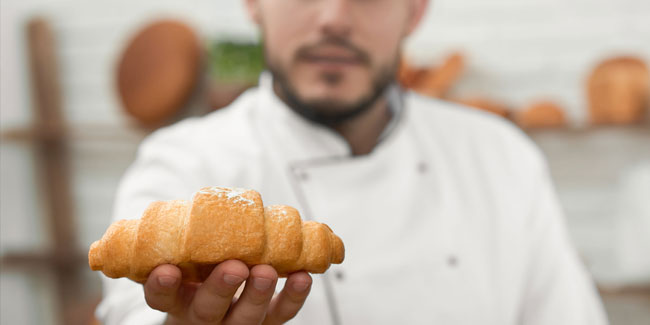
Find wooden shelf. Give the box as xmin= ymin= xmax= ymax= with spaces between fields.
xmin=599 ymin=284 xmax=650 ymax=296
xmin=1 ymin=123 xmax=147 ymax=142
xmin=524 ymin=123 xmax=650 ymax=136
xmin=1 ymin=251 xmax=87 ymax=269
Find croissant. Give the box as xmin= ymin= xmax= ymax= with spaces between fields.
xmin=88 ymin=187 xmax=345 ymax=283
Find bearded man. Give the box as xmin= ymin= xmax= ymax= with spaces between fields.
xmin=97 ymin=1 xmax=607 ymax=324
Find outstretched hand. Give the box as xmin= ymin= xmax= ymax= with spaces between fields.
xmin=143 ymin=260 xmax=312 ymax=324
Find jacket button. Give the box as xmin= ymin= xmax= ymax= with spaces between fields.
xmin=334 ymin=270 xmax=345 ymax=281
xmin=417 ymin=162 xmax=427 ymax=174
xmin=447 ymin=255 xmax=458 ymax=267
xmin=292 ymin=167 xmax=309 ymax=181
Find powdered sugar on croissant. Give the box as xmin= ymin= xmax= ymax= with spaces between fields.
xmin=88 ymin=187 xmax=345 ymax=283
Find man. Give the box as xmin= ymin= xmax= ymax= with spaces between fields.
xmin=97 ymin=0 xmax=608 ymax=324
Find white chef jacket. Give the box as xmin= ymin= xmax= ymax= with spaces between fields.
xmin=96 ymin=73 xmax=608 ymax=325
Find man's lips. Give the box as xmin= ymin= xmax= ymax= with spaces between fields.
xmin=295 ymin=42 xmax=369 ymax=68
xmin=302 ymin=55 xmax=362 ymax=65
xmin=299 ymin=46 xmax=365 ymax=66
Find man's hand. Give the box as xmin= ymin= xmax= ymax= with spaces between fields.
xmin=144 ymin=260 xmax=312 ymax=324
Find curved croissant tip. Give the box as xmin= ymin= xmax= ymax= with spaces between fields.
xmin=88 ymin=241 xmax=102 ymax=271
xmin=331 ymin=234 xmax=345 ymax=264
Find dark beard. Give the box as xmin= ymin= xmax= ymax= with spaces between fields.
xmin=268 ymin=59 xmax=398 ymax=127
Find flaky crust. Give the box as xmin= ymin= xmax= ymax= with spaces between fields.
xmin=88 ymin=187 xmax=344 ymax=283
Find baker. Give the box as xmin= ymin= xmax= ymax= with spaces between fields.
xmin=96 ymin=0 xmax=608 ymax=324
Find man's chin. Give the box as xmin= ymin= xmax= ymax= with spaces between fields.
xmin=271 ymin=63 xmax=395 ymax=126
xmin=298 ymin=68 xmax=369 ymax=91
xmin=283 ymin=90 xmax=383 ymax=126
xmin=299 ymin=92 xmax=368 ymax=107
xmin=297 ymin=78 xmax=371 ymax=100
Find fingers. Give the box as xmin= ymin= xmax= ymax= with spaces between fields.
xmin=144 ymin=264 xmax=183 ymax=313
xmin=188 ymin=260 xmax=249 ymax=323
xmin=223 ymin=264 xmax=278 ymax=325
xmin=263 ymin=272 xmax=312 ymax=325
xmin=144 ymin=262 xmax=306 ymax=325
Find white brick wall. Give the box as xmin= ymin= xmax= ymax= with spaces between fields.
xmin=2 ymin=0 xmax=649 ymax=127
xmin=1 ymin=0 xmax=257 ymax=128
xmin=405 ymin=0 xmax=650 ymax=123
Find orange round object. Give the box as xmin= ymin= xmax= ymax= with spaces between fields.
xmin=117 ymin=20 xmax=201 ymax=127
xmin=398 ymin=59 xmax=428 ymax=89
xmin=415 ymin=52 xmax=464 ymax=98
xmin=516 ymin=101 xmax=567 ymax=129
xmin=587 ymin=56 xmax=649 ymax=125
xmin=453 ymin=97 xmax=510 ymax=118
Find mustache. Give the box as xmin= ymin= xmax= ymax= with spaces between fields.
xmin=295 ymin=37 xmax=371 ymax=65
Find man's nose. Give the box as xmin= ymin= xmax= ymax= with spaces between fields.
xmin=318 ymin=0 xmax=352 ymax=37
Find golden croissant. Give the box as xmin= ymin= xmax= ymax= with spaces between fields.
xmin=88 ymin=187 xmax=345 ymax=283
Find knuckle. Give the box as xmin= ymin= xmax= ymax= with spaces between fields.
xmin=245 ymin=287 xmax=274 ymax=306
xmin=284 ymin=288 xmax=309 ymax=304
xmin=204 ymin=282 xmax=237 ymax=300
xmin=192 ymin=307 xmax=222 ymax=323
xmin=204 ymin=272 xmax=242 ymax=299
xmin=243 ymin=282 xmax=275 ymax=306
xmin=267 ymin=310 xmax=296 ymax=325
xmin=144 ymin=294 xmax=172 ymax=312
xmin=286 ymin=289 xmax=308 ymax=303
xmin=278 ymin=313 xmax=298 ymax=324
xmin=278 ymin=301 xmax=302 ymax=319
xmin=245 ymin=294 xmax=270 ymax=307
xmin=229 ymin=311 xmax=264 ymax=325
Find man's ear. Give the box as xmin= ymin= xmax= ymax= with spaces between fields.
xmin=244 ymin=0 xmax=262 ymax=25
xmin=405 ymin=0 xmax=429 ymax=36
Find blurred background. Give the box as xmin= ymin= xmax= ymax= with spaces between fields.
xmin=0 ymin=0 xmax=648 ymax=324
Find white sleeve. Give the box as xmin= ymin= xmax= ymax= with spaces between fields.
xmin=520 ymin=162 xmax=608 ymax=325
xmin=94 ymin=131 xmax=205 ymax=325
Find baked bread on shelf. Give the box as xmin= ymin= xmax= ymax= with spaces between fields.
xmin=587 ymin=56 xmax=649 ymax=125
xmin=89 ymin=187 xmax=345 ymax=283
xmin=516 ymin=101 xmax=567 ymax=129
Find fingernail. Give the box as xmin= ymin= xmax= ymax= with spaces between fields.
xmin=292 ymin=281 xmax=310 ymax=292
xmin=253 ymin=277 xmax=273 ymax=290
xmin=223 ymin=274 xmax=244 ymax=286
xmin=158 ymin=276 xmax=177 ymax=288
